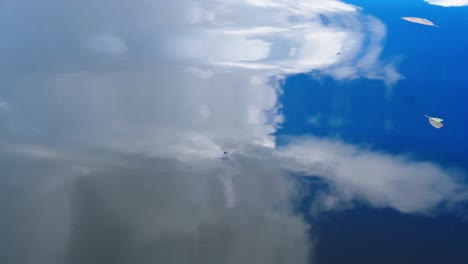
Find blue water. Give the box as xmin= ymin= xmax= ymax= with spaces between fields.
xmin=277 ymin=0 xmax=468 ymax=168
xmin=294 ymin=175 xmax=468 ymax=264
xmin=277 ymin=1 xmax=468 ymax=263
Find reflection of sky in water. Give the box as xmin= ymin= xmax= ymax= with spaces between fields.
xmin=0 ymin=0 xmax=468 ymax=263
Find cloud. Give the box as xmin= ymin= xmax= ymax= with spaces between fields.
xmin=0 ymin=0 xmax=461 ymax=262
xmin=0 ymin=0 xmax=402 ymax=156
xmin=5 ymin=138 xmax=465 ymax=263
xmin=424 ymin=0 xmax=468 ymax=6
xmin=276 ymin=137 xmax=467 ymax=214
xmin=184 ymin=67 xmax=214 ymax=79
xmin=0 ymin=147 xmax=310 ymax=264
xmin=307 ymin=114 xmax=352 ymax=130
xmin=84 ymin=34 xmax=128 ymax=55
xmin=322 ymin=17 xmax=403 ymax=86
xmin=1 ymin=69 xmax=279 ymax=158
xmin=307 ymin=113 xmax=324 ymax=127
xmin=187 ymin=6 xmax=216 ymax=24
xmin=0 ymin=97 xmax=6 ymax=108
xmin=169 ymin=1 xmax=401 ymax=85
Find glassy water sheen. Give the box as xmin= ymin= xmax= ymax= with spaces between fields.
xmin=1 ymin=0 xmax=468 ymax=263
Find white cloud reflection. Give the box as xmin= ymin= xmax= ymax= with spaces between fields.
xmin=0 ymin=0 xmax=401 ymax=156
xmin=276 ymin=137 xmax=467 ymax=214
xmin=172 ymin=0 xmax=400 ymax=85
xmin=84 ymin=34 xmax=128 ymax=55
xmin=425 ymin=0 xmax=468 ymax=7
xmin=0 ymin=0 xmax=464 ymax=263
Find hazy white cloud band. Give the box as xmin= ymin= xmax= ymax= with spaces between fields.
xmin=276 ymin=137 xmax=467 ymax=214
xmin=425 ymin=0 xmax=468 ymax=6
xmin=0 ymin=0 xmax=401 ymax=157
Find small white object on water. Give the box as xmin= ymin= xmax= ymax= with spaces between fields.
xmin=425 ymin=114 xmax=444 ymax=129
xmin=401 ymin=17 xmax=439 ymax=27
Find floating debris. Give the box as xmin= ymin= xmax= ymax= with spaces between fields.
xmin=425 ymin=115 xmax=444 ymax=129
xmin=401 ymin=17 xmax=438 ymax=27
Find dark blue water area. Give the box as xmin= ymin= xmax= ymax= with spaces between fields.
xmin=276 ymin=74 xmax=468 ymax=169
xmin=348 ymin=0 xmax=468 ymax=76
xmin=275 ymin=0 xmax=468 ymax=167
xmin=292 ymin=176 xmax=468 ymax=264
xmin=314 ymin=207 xmax=468 ymax=264
xmin=275 ymin=2 xmax=468 ymax=167
xmin=278 ymin=2 xmax=468 ymax=263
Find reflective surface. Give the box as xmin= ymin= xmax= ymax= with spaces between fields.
xmin=1 ymin=0 xmax=468 ymax=263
